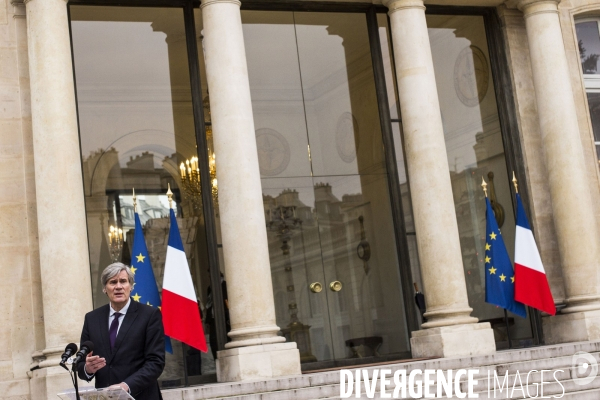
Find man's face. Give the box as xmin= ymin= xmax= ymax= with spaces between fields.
xmin=105 ymin=270 xmax=132 ymax=308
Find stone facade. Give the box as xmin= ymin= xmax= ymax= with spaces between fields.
xmin=2 ymin=0 xmax=600 ymax=398
xmin=0 ymin=1 xmax=43 ymax=399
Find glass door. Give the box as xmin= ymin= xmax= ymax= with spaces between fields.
xmin=241 ymin=10 xmax=411 ymax=365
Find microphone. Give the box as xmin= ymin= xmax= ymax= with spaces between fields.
xmin=72 ymin=341 xmax=94 ymax=365
xmin=59 ymin=343 xmax=78 ymax=370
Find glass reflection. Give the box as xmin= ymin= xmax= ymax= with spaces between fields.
xmin=576 ymin=21 xmax=600 ymax=74
xmin=427 ymin=15 xmax=533 ymax=345
xmin=243 ymin=11 xmax=410 ymax=365
xmin=70 ymin=6 xmax=214 ymax=387
xmin=586 ymin=92 xmax=600 ymax=159
xmin=377 ymin=14 xmax=399 ymax=120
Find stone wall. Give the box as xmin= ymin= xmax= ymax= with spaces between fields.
xmin=0 ymin=0 xmax=43 ymax=399
xmin=561 ymin=0 xmax=600 ymax=253
xmin=499 ymin=0 xmax=600 ymax=305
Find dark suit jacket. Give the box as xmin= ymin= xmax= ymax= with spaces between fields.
xmin=78 ymin=300 xmax=165 ymax=400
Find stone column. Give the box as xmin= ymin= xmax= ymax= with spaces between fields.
xmin=383 ymin=0 xmax=495 ymax=358
xmin=200 ymin=0 xmax=301 ymax=381
xmin=24 ymin=0 xmax=94 ymax=397
xmin=518 ymin=0 xmax=600 ymax=343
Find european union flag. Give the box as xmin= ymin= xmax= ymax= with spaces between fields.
xmin=484 ymin=198 xmax=527 ymax=318
xmin=130 ymin=211 xmax=173 ymax=353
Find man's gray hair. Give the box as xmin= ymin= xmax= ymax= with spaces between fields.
xmin=101 ymin=262 xmax=135 ymax=287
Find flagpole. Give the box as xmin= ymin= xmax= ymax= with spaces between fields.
xmin=483 ymin=177 xmax=513 ymax=349
xmin=509 ymin=172 xmax=523 ymax=349
xmin=133 ymin=187 xmax=137 ymax=213
xmin=503 ymin=309 xmax=512 ymax=349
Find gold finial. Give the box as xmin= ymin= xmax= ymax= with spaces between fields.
xmin=132 ymin=188 xmax=137 ymax=213
xmin=167 ymin=183 xmax=174 ymax=210
xmin=481 ymin=177 xmax=488 ymax=198
xmin=512 ymin=171 xmax=519 ymax=194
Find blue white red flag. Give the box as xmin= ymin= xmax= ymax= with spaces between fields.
xmin=162 ymin=209 xmax=207 ymax=351
xmin=514 ymin=194 xmax=556 ymax=315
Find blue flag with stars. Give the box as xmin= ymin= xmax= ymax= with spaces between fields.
xmin=484 ymin=198 xmax=527 ymax=318
xmin=131 ymin=211 xmax=173 ymax=353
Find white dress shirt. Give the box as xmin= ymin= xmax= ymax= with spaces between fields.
xmin=85 ymin=298 xmax=132 ymax=379
xmin=109 ymin=298 xmax=131 ymax=336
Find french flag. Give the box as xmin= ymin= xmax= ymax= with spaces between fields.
xmin=514 ymin=193 xmax=556 ymax=315
xmin=162 ymin=208 xmax=208 ymax=351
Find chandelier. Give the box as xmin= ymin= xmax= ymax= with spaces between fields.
xmin=179 ymin=94 xmax=219 ymax=216
xmin=179 ymin=150 xmax=218 ymax=215
xmin=108 ymin=225 xmax=123 ymax=262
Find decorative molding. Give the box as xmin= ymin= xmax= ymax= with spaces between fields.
xmin=583 ymin=74 xmax=600 ymax=90
xmin=200 ymin=0 xmax=241 ymax=9
xmin=335 ymin=112 xmax=359 ymax=163
xmin=453 ymin=45 xmax=489 ymax=107
xmin=255 ymin=128 xmax=290 ymax=176
xmin=384 ymin=0 xmax=426 ymax=13
xmin=516 ymin=0 xmax=560 ymax=17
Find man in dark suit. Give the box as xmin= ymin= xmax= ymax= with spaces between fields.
xmin=78 ymin=262 xmax=165 ymax=400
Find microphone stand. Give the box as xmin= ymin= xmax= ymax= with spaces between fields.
xmin=70 ymin=361 xmax=82 ymax=400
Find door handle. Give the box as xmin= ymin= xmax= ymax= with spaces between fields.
xmin=310 ymin=282 xmax=323 ymax=293
xmin=329 ymin=281 xmax=342 ymax=292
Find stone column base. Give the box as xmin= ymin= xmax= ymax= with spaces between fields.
xmin=542 ymin=310 xmax=600 ymax=344
xmin=216 ymin=342 xmax=301 ymax=382
xmin=410 ymin=322 xmax=496 ymax=358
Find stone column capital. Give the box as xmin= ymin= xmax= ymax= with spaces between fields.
xmin=382 ymin=0 xmax=425 ymax=14
xmin=516 ymin=0 xmax=560 ymax=17
xmin=201 ymin=0 xmax=241 ymax=9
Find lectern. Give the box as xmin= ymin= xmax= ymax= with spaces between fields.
xmin=57 ymin=387 xmax=134 ymax=400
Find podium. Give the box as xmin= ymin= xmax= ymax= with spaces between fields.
xmin=57 ymin=387 xmax=134 ymax=400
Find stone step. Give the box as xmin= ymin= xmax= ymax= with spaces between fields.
xmin=176 ymin=366 xmax=596 ymax=400
xmin=161 ymin=341 xmax=600 ymax=400
xmin=305 ymin=341 xmax=600 ymax=389
xmin=473 ymin=378 xmax=600 ymax=399
xmin=321 ymin=387 xmax=600 ymax=400
xmin=495 ymin=350 xmax=600 ymax=375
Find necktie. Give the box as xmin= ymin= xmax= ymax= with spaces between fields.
xmin=109 ymin=312 xmax=122 ymax=350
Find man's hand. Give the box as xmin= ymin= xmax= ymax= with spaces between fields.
xmin=84 ymin=351 xmax=106 ymax=374
xmin=108 ymin=382 xmax=130 ymax=393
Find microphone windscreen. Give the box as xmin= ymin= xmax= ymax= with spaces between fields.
xmin=65 ymin=343 xmax=78 ymax=353
xmin=81 ymin=341 xmax=94 ymax=352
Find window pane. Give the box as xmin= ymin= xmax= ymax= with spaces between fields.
xmin=587 ymin=92 xmax=600 ymax=143
xmin=295 ymin=13 xmax=386 ymax=177
xmin=70 ymin=6 xmax=213 ymax=386
xmin=427 ymin=14 xmax=532 ymax=343
xmin=377 ymin=14 xmax=399 ymax=120
xmin=576 ymin=21 xmax=600 ymax=74
xmin=243 ymin=11 xmax=411 ymax=364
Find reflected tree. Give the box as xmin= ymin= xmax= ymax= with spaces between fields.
xmin=579 ymin=39 xmax=599 ymax=74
